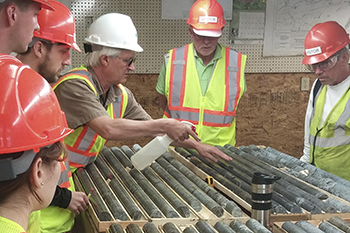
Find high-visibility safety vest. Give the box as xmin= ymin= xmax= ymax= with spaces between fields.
xmin=53 ymin=65 xmax=128 ymax=173
xmin=39 ymin=89 xmax=77 ymax=233
xmin=309 ymin=85 xmax=350 ymax=181
xmin=39 ymin=206 xmax=74 ymax=233
xmin=0 ymin=216 xmax=26 ymax=233
xmin=163 ymin=43 xmax=246 ymax=146
xmin=39 ymin=108 xmax=74 ymax=231
xmin=27 ymin=211 xmax=40 ymax=233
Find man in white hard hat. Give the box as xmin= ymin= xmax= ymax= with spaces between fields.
xmin=0 ymin=0 xmax=54 ymax=54
xmin=53 ymin=13 xmax=208 ymax=175
xmin=157 ymin=0 xmax=247 ymax=151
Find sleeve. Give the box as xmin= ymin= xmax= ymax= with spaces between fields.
xmin=50 ymin=186 xmax=72 ymax=209
xmin=123 ymin=87 xmax=152 ymax=121
xmin=54 ymin=78 xmax=109 ymax=129
xmin=300 ymin=80 xmax=317 ymax=162
xmin=155 ymin=53 xmax=169 ymax=95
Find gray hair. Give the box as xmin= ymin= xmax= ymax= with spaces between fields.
xmin=84 ymin=45 xmax=122 ymax=68
xmin=336 ymin=46 xmax=349 ymax=56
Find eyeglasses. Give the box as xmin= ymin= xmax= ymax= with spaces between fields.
xmin=305 ymin=54 xmax=340 ymax=72
xmin=117 ymin=56 xmax=136 ymax=67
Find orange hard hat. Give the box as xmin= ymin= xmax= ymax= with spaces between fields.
xmin=187 ymin=0 xmax=226 ymax=37
xmin=33 ymin=0 xmax=80 ymax=52
xmin=303 ymin=21 xmax=350 ymax=65
xmin=0 ymin=54 xmax=73 ymax=154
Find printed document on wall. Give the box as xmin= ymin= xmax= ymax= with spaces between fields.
xmin=263 ymin=0 xmax=350 ymax=57
xmin=161 ymin=0 xmax=232 ymax=20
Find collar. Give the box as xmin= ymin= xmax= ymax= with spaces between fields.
xmin=86 ymin=66 xmax=105 ymax=96
xmin=193 ymin=44 xmax=222 ymax=66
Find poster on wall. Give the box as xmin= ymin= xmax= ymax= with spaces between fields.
xmin=229 ymin=0 xmax=266 ymax=43
xmin=161 ymin=0 xmax=232 ymax=20
xmin=263 ymin=0 xmax=350 ymax=56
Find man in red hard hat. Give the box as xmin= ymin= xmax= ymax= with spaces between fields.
xmin=0 ymin=0 xmax=54 ymax=54
xmin=17 ymin=0 xmax=80 ymax=84
xmin=300 ymin=21 xmax=350 ymax=181
xmin=17 ymin=1 xmax=88 ymax=232
xmin=156 ymin=0 xmax=247 ymax=157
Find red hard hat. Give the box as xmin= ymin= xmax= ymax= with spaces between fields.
xmin=303 ymin=21 xmax=350 ymax=65
xmin=0 ymin=54 xmax=73 ymax=154
xmin=33 ymin=0 xmax=55 ymax=11
xmin=33 ymin=0 xmax=80 ymax=52
xmin=187 ymin=0 xmax=226 ymax=37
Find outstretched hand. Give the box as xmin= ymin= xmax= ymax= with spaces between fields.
xmin=68 ymin=191 xmax=89 ymax=215
xmin=194 ymin=143 xmax=232 ymax=162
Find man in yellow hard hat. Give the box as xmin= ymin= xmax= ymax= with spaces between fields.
xmin=157 ymin=0 xmax=247 ymax=152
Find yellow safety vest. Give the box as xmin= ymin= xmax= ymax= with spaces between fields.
xmin=0 ymin=215 xmax=26 ymax=233
xmin=27 ymin=210 xmax=40 ymax=233
xmin=53 ymin=65 xmax=128 ymax=173
xmin=309 ymin=85 xmax=350 ymax=181
xmin=164 ymin=43 xmax=246 ymax=146
xmin=39 ymin=158 xmax=75 ymax=232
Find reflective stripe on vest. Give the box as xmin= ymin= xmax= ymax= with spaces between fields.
xmin=309 ymin=85 xmax=350 ymax=181
xmin=53 ymin=66 xmax=128 ymax=172
xmin=57 ymin=158 xmax=72 ymax=188
xmin=164 ymin=44 xmax=246 ymax=145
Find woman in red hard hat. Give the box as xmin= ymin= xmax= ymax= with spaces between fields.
xmin=16 ymin=1 xmax=88 ymax=232
xmin=0 ymin=55 xmax=72 ymax=233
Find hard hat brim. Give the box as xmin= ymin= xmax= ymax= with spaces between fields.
xmin=84 ymin=39 xmax=143 ymax=52
xmin=130 ymin=44 xmax=143 ymax=52
xmin=34 ymin=0 xmax=55 ymax=11
xmin=193 ymin=28 xmax=222 ymax=37
xmin=71 ymin=42 xmax=81 ymax=52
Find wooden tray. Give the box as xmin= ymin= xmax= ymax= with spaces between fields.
xmin=168 ymin=148 xmax=350 ymax=222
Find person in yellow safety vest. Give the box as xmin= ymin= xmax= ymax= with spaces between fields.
xmin=300 ymin=21 xmax=350 ymax=181
xmin=0 ymin=55 xmax=72 ymax=233
xmin=0 ymin=0 xmax=54 ymax=54
xmin=157 ymin=0 xmax=247 ymax=149
xmin=53 ymin=12 xmax=228 ymax=177
xmin=16 ymin=1 xmax=88 ymax=232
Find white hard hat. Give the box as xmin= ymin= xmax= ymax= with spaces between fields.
xmin=84 ymin=13 xmax=143 ymax=52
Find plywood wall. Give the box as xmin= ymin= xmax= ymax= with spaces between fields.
xmin=106 ymin=73 xmax=317 ymax=159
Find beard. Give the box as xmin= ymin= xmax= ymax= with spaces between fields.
xmin=37 ymin=56 xmax=61 ymax=84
